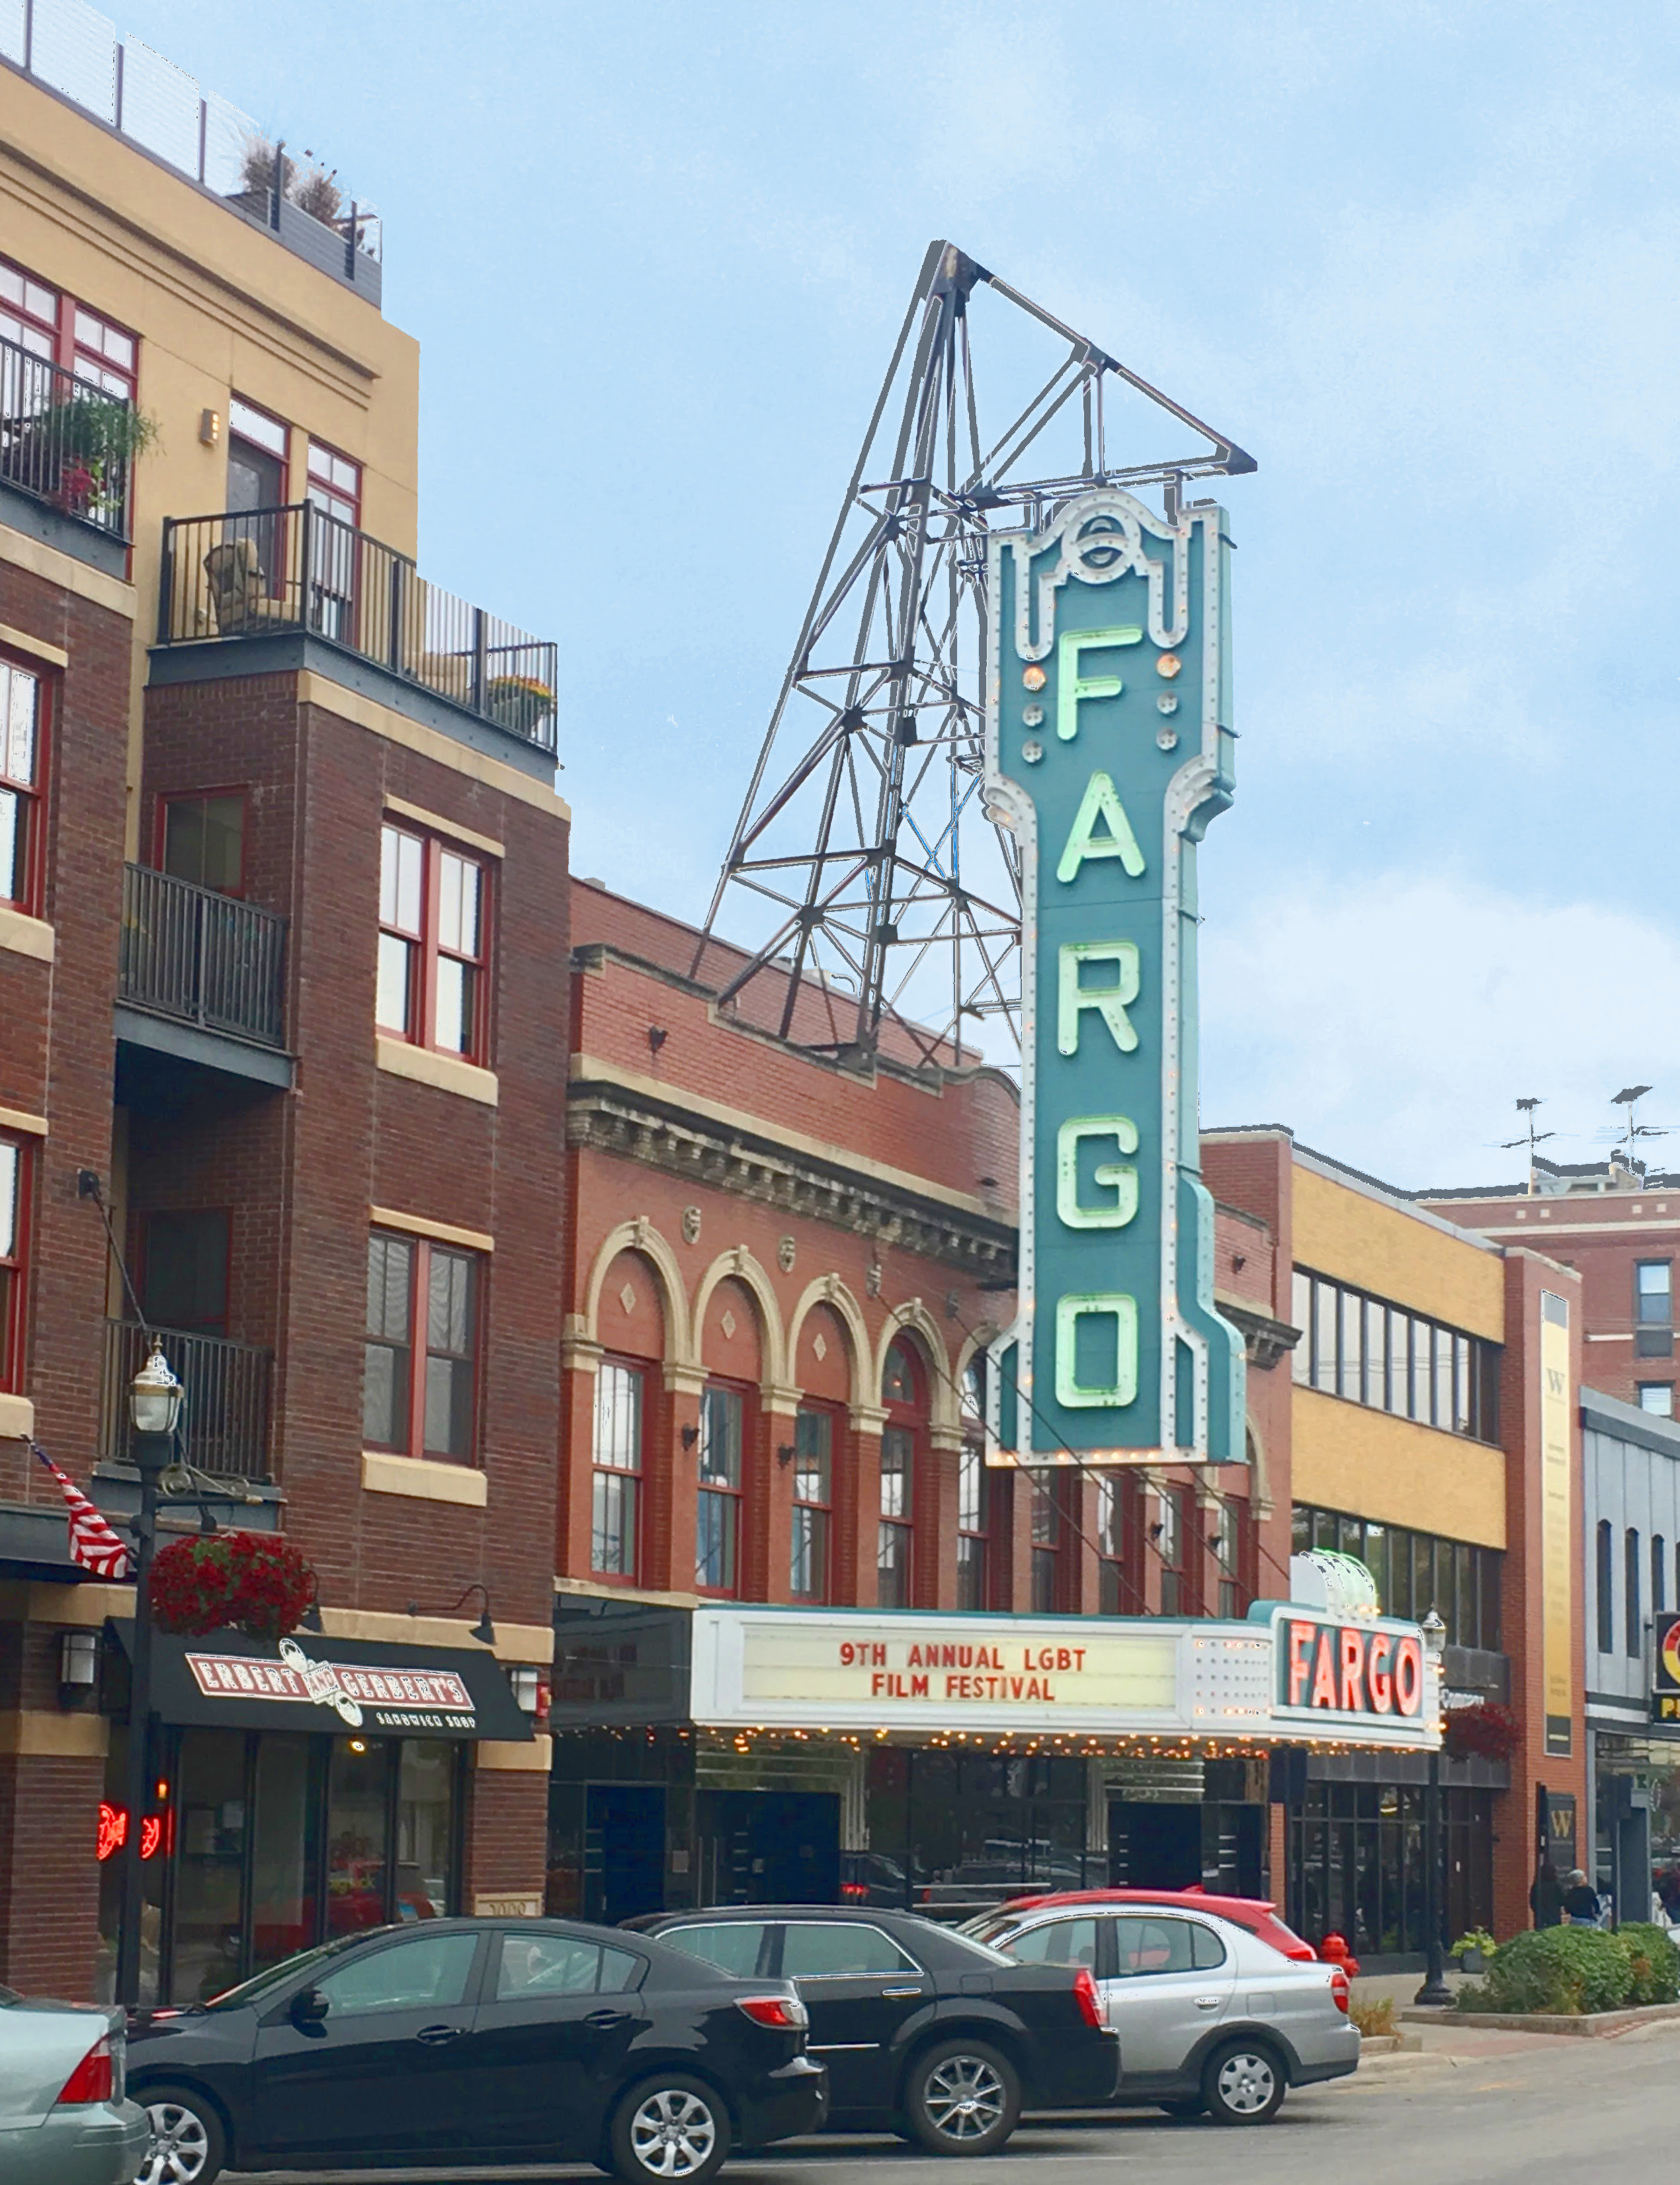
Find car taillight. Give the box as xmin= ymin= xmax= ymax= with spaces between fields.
xmin=841 ymin=1881 xmax=868 ymax=1899
xmin=1329 ymin=1967 xmax=1350 ymax=2014
xmin=736 ymin=1994 xmax=810 ymax=2032
xmin=1072 ymin=1967 xmax=1104 ymax=2030
xmin=55 ymin=2034 xmax=114 ymax=2106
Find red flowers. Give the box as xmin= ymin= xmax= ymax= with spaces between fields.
xmin=1443 ymin=1699 xmax=1520 ymax=1762
xmin=149 ymin=1532 xmax=317 ymax=1641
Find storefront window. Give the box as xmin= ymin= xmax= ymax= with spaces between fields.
xmin=173 ymin=1730 xmax=249 ymax=2003
xmin=251 ymin=1735 xmax=320 ymax=1975
xmin=1295 ymin=1503 xmax=1503 ymax=1651
xmin=1288 ymin=1780 xmax=1492 ymax=1958
xmin=327 ymin=1738 xmax=392 ymax=1936
xmin=398 ymin=1740 xmax=457 ymax=1918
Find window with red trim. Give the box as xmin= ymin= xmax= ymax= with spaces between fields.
xmin=71 ymin=305 xmax=136 ymax=401
xmin=1157 ymin=1485 xmax=1188 ymax=1616
xmin=1028 ymin=1467 xmax=1066 ymax=1612
xmin=591 ymin=1360 xmax=643 ymax=1579
xmin=377 ymin=822 xmax=489 ymax=1062
xmin=696 ymin=1382 xmax=744 ymax=1594
xmin=1097 ymin=1473 xmax=1142 ymax=1614
xmin=0 ymin=658 xmax=45 ymax=915
xmin=363 ymin=1229 xmax=480 ymax=1463
xmin=306 ymin=440 xmax=361 ymax=642
xmin=878 ymin=1337 xmax=925 ymax=1609
xmin=0 ymin=1135 xmax=28 ymax=1393
xmin=0 ymin=258 xmax=58 ymax=361
xmin=957 ymin=1444 xmax=989 ymax=1610
xmin=790 ymin=1406 xmax=833 ymax=1602
xmin=160 ymin=790 xmax=245 ymax=896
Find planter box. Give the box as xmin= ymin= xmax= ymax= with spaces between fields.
xmin=1400 ymin=1999 xmax=1680 ymax=2037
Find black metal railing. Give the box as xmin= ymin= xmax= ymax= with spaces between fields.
xmin=158 ymin=504 xmax=560 ymax=754
xmin=0 ymin=332 xmax=135 ymax=540
xmin=101 ymin=1320 xmax=273 ymax=1481
xmin=120 ymin=864 xmax=287 ymax=1048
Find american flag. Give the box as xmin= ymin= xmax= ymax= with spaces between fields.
xmin=33 ymin=1446 xmax=133 ymax=1579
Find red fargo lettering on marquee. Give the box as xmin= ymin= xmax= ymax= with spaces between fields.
xmin=1283 ymin=1619 xmax=1423 ymax=1721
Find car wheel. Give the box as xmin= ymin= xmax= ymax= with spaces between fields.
xmin=136 ymin=2086 xmax=227 ymax=2185
xmin=902 ymin=2038 xmax=1021 ymax=2156
xmin=1201 ymin=2040 xmax=1286 ymax=2126
xmin=609 ymin=2074 xmax=732 ymax=2184
xmin=1157 ymin=2098 xmax=1206 ymax=2119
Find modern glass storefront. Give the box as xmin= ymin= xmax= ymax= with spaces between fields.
xmin=1286 ymin=1780 xmax=1493 ymax=1959
xmin=97 ymin=1725 xmax=465 ymax=2003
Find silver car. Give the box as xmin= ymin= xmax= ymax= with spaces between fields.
xmin=966 ymin=1901 xmax=1359 ymax=2125
xmin=0 ymin=1984 xmax=149 ymax=2184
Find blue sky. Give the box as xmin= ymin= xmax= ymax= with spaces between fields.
xmin=120 ymin=1 xmax=1680 ymax=1185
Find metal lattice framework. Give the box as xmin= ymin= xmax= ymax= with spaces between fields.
xmin=697 ymin=239 xmax=1255 ymax=1067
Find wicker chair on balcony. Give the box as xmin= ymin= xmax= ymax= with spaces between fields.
xmin=202 ymin=536 xmax=292 ymax=634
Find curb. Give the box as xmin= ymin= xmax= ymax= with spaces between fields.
xmin=1399 ymin=1999 xmax=1680 ymax=2038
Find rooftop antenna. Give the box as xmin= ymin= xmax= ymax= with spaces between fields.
xmin=1498 ymin=1096 xmax=1554 ymax=1192
xmin=694 ymin=239 xmax=1255 ymax=1067
xmin=1610 ymin=1085 xmax=1666 ymax=1173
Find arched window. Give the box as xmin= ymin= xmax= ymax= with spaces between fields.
xmin=590 ymin=1249 xmax=665 ymax=1583
xmin=878 ymin=1336 xmax=925 ymax=1608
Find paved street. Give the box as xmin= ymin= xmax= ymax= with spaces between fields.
xmin=224 ymin=2020 xmax=1680 ymax=2185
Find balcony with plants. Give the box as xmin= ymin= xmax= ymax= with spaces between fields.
xmin=0 ymin=333 xmax=156 ymax=548
xmin=156 ymin=502 xmax=559 ymax=759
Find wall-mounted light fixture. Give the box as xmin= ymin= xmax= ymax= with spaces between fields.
xmin=199 ymin=408 xmax=222 ymax=447
xmin=509 ymin=1665 xmax=541 ymax=1713
xmin=680 ymin=1423 xmax=700 ymax=1450
xmin=59 ymin=1628 xmax=99 ymax=1704
xmin=777 ymin=1444 xmax=796 ymax=1469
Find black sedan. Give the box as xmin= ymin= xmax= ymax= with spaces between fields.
xmin=627 ymin=1905 xmax=1118 ymax=2155
xmin=126 ymin=1916 xmax=825 ymax=2185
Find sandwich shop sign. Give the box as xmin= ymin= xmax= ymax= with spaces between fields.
xmin=984 ymin=489 xmax=1245 ymax=1465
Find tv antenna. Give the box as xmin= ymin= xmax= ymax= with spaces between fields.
xmin=1605 ymin=1085 xmax=1671 ymax=1169
xmin=694 ymin=239 xmax=1255 ymax=1067
xmin=1499 ymin=1096 xmax=1556 ymax=1171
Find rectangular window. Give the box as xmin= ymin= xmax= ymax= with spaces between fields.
xmin=1099 ymin=1474 xmax=1134 ymax=1614
xmin=0 ymin=659 xmax=43 ymax=915
xmin=696 ymin=1385 xmax=743 ymax=1594
xmin=1626 ymin=1528 xmax=1643 ymax=1658
xmin=1639 ymin=1383 xmax=1675 ymax=1417
xmin=1158 ymin=1487 xmax=1184 ymax=1616
xmin=363 ymin=1230 xmax=479 ymax=1462
xmin=1364 ymin=1298 xmax=1386 ymax=1409
xmin=1597 ymin=1520 xmax=1615 ymax=1655
xmin=1291 ymin=1268 xmax=1311 ymax=1384
xmin=378 ymin=823 xmax=488 ymax=1061
xmin=1637 ymin=1261 xmax=1673 ymax=1325
xmin=161 ymin=790 xmax=245 ymax=895
xmin=1214 ymin=1499 xmax=1242 ymax=1618
xmin=1029 ymin=1467 xmax=1062 ymax=1613
xmin=1312 ymin=1280 xmax=1338 ymax=1395
xmin=591 ymin=1362 xmax=642 ymax=1578
xmin=1411 ymin=1318 xmax=1433 ymax=1424
xmin=306 ymin=440 xmax=361 ymax=641
xmin=0 ymin=257 xmax=59 ymax=359
xmin=71 ymin=302 xmax=136 ymax=400
xmin=790 ymin=1408 xmax=831 ymax=1602
xmin=1388 ymin=1308 xmax=1409 ymax=1421
xmin=878 ymin=1424 xmax=913 ymax=1608
xmin=1339 ymin=1288 xmax=1363 ymax=1403
xmin=0 ymin=1135 xmax=24 ymax=1391
xmin=1654 ymin=1536 xmax=1667 ymax=1618
xmin=958 ymin=1444 xmax=989 ymax=1610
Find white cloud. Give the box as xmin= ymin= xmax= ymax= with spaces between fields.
xmin=1200 ymin=871 xmax=1680 ymax=1186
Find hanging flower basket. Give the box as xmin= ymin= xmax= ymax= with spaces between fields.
xmin=485 ymin=673 xmax=556 ymax=739
xmin=1443 ymin=1699 xmax=1520 ymax=1764
xmin=149 ymin=1531 xmax=317 ymax=1641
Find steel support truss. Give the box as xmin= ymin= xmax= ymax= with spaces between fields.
xmin=697 ymin=239 xmax=1254 ymax=1069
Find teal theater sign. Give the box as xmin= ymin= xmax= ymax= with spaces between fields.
xmin=985 ymin=489 xmax=1245 ymax=1465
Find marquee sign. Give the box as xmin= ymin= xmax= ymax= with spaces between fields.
xmin=689 ymin=1607 xmax=1440 ymax=1750
xmin=983 ymin=489 xmax=1245 ymax=1465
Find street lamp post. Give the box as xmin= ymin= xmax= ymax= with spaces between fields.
xmin=1414 ymin=1606 xmax=1453 ymax=2008
xmin=114 ymin=1344 xmax=183 ymax=2011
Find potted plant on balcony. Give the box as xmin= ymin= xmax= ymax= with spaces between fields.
xmin=150 ymin=1531 xmax=317 ymax=1641
xmin=486 ymin=673 xmax=556 ymax=740
xmin=1 ymin=392 xmax=158 ymax=526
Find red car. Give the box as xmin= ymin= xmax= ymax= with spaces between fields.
xmin=978 ymin=1887 xmax=1357 ymax=1974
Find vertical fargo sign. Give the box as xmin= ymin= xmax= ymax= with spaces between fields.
xmin=985 ymin=491 xmax=1245 ymax=1465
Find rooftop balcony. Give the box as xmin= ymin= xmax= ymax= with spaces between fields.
xmin=154 ymin=505 xmax=559 ymax=767
xmin=0 ymin=331 xmax=136 ymax=571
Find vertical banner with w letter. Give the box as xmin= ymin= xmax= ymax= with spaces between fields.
xmin=984 ymin=491 xmax=1245 ymax=1467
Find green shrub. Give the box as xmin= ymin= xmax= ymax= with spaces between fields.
xmin=1617 ymin=1922 xmax=1680 ymax=2006
xmin=1482 ymin=1926 xmax=1634 ymax=2016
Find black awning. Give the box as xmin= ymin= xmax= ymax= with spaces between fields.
xmin=110 ymin=1622 xmax=532 ymax=1743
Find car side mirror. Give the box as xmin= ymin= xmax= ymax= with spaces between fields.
xmin=290 ymin=1987 xmax=330 ymax=2030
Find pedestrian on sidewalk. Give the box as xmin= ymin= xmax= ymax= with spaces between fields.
xmin=1561 ymin=1869 xmax=1602 ymax=1926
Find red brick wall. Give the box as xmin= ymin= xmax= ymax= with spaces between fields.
xmin=0 ymin=563 xmax=130 ymax=1504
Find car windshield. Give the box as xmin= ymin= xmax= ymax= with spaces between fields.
xmin=202 ymin=1931 xmax=386 ymax=2011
